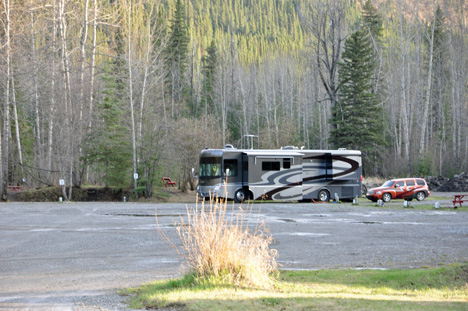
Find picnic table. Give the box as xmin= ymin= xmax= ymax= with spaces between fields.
xmin=162 ymin=177 xmax=176 ymax=187
xmin=7 ymin=186 xmax=23 ymax=192
xmin=452 ymin=195 xmax=466 ymax=208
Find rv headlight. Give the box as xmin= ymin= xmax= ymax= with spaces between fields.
xmin=368 ymin=190 xmax=374 ymax=195
xmin=377 ymin=191 xmax=382 ymax=195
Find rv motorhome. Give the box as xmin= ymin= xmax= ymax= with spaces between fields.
xmin=196 ymin=145 xmax=362 ymax=202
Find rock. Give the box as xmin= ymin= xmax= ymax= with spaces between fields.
xmin=437 ymin=173 xmax=468 ymax=192
xmin=424 ymin=176 xmax=449 ymax=191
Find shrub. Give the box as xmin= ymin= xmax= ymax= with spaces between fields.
xmin=157 ymin=194 xmax=279 ymax=289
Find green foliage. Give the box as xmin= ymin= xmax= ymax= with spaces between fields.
xmin=417 ymin=152 xmax=435 ymax=176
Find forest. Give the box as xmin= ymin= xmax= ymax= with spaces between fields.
xmin=0 ymin=0 xmax=467 ymax=200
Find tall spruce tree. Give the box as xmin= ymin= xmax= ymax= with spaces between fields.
xmin=83 ymin=60 xmax=132 ymax=188
xmin=362 ymin=0 xmax=384 ymax=95
xmin=362 ymin=0 xmax=383 ymax=41
xmin=331 ymin=29 xmax=384 ymax=174
xmin=164 ymin=0 xmax=190 ymax=118
xmin=200 ymin=39 xmax=218 ymax=117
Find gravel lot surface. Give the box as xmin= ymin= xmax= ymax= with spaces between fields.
xmin=1 ymin=193 xmax=467 ymax=310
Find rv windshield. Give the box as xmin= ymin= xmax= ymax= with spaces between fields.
xmin=199 ymin=156 xmax=222 ymax=178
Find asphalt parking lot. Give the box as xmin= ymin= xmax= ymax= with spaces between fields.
xmin=1 ymin=195 xmax=467 ymax=310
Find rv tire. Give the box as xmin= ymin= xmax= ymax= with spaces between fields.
xmin=234 ymin=189 xmax=247 ymax=203
xmin=317 ymin=189 xmax=330 ymax=202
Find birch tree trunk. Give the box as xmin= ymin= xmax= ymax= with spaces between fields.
xmin=419 ymin=7 xmax=436 ymax=158
xmin=11 ymin=72 xmax=24 ymax=181
xmin=79 ymin=0 xmax=89 ymax=143
xmin=1 ymin=0 xmax=11 ymax=200
xmin=48 ymin=0 xmax=58 ymax=182
xmin=398 ymin=0 xmax=412 ymax=175
xmin=127 ymin=0 xmax=138 ymax=192
xmin=138 ymin=1 xmax=156 ymax=144
xmin=30 ymin=2 xmax=42 ymax=178
xmin=58 ymin=0 xmax=73 ymax=200
xmin=88 ymin=0 xmax=97 ymax=128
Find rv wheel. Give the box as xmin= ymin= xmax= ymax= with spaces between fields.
xmin=317 ymin=190 xmax=330 ymax=202
xmin=234 ymin=189 xmax=247 ymax=203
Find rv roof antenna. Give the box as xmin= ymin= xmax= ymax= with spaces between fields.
xmin=241 ymin=134 xmax=258 ymax=150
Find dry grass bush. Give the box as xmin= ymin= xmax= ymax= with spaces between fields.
xmin=156 ymin=192 xmax=279 ymax=289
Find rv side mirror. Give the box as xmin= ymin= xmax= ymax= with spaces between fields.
xmin=192 ymin=168 xmax=198 ymax=179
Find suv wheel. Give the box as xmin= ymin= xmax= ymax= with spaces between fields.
xmin=416 ymin=191 xmax=426 ymax=201
xmin=382 ymin=193 xmax=392 ymax=202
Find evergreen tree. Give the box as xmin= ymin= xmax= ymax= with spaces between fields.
xmin=361 ymin=0 xmax=384 ymax=95
xmin=164 ymin=0 xmax=190 ymax=118
xmin=331 ymin=29 xmax=384 ymax=174
xmin=200 ymin=39 xmax=218 ymax=116
xmin=83 ymin=60 xmax=132 ymax=188
xmin=430 ymin=5 xmax=447 ymax=132
xmin=362 ymin=0 xmax=383 ymax=41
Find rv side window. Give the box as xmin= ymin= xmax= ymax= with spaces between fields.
xmin=283 ymin=158 xmax=291 ymax=169
xmin=262 ymin=161 xmax=280 ymax=171
xmin=223 ymin=159 xmax=237 ymax=176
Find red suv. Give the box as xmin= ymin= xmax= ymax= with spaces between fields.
xmin=366 ymin=178 xmax=430 ymax=202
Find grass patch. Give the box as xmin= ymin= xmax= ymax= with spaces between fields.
xmin=123 ymin=263 xmax=468 ymax=310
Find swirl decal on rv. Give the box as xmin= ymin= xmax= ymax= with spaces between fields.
xmin=255 ymin=155 xmax=359 ymax=200
xmin=302 ymin=155 xmax=359 ymax=182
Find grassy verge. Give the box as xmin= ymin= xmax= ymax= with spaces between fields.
xmin=122 ymin=263 xmax=468 ymax=310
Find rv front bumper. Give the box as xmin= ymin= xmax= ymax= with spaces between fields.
xmin=197 ymin=185 xmax=224 ymax=199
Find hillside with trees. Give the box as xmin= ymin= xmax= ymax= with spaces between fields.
xmin=1 ymin=0 xmax=467 ymax=199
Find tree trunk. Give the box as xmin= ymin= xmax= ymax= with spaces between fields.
xmin=58 ymin=0 xmax=73 ymax=200
xmin=127 ymin=1 xmax=138 ymax=193
xmin=1 ymin=0 xmax=11 ymax=201
xmin=79 ymin=0 xmax=89 ymax=144
xmin=30 ymin=4 xmax=42 ymax=181
xmin=419 ymin=10 xmax=436 ymax=158
xmin=48 ymin=0 xmax=58 ymax=183
xmin=398 ymin=0 xmax=412 ymax=175
xmin=11 ymin=71 xmax=24 ymax=181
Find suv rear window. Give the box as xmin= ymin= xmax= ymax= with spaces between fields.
xmin=406 ymin=180 xmax=415 ymax=186
xmin=416 ymin=179 xmax=425 ymax=186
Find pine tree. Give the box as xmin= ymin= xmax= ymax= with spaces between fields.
xmin=83 ymin=60 xmax=132 ymax=188
xmin=361 ymin=0 xmax=384 ymax=95
xmin=430 ymin=5 xmax=447 ymax=132
xmin=200 ymin=39 xmax=218 ymax=116
xmin=362 ymin=0 xmax=382 ymax=41
xmin=331 ymin=29 xmax=384 ymax=174
xmin=164 ymin=0 xmax=190 ymax=118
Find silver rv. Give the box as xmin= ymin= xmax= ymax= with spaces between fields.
xmin=196 ymin=146 xmax=362 ymax=203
